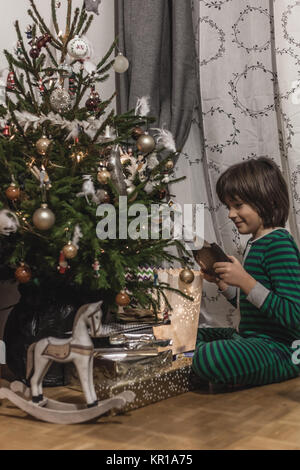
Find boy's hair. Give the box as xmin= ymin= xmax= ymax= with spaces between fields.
xmin=216 ymin=157 xmax=290 ymax=228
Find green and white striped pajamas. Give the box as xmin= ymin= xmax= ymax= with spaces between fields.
xmin=192 ymin=229 xmax=300 ymax=386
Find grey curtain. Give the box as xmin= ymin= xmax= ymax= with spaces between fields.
xmin=115 ymin=0 xmax=198 ymax=151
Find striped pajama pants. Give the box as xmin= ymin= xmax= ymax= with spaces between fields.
xmin=192 ymin=328 xmax=300 ymax=386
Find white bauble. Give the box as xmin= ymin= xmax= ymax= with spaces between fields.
xmin=0 ymin=209 xmax=19 ymax=236
xmin=113 ymin=53 xmax=129 ymax=73
xmin=67 ymin=35 xmax=89 ymax=59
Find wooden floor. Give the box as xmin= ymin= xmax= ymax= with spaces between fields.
xmin=1 ymin=377 xmax=300 ymax=450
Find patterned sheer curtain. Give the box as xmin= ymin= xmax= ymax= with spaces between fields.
xmin=172 ymin=0 xmax=300 ymax=328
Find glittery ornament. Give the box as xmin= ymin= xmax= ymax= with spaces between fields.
xmin=63 ymin=241 xmax=78 ymax=259
xmin=15 ymin=263 xmax=32 ymax=284
xmin=113 ymin=53 xmax=129 ymax=73
xmin=97 ymin=168 xmax=111 ymax=185
xmin=116 ymin=291 xmax=130 ymax=307
xmin=6 ymin=183 xmax=20 ymax=201
xmin=137 ymin=134 xmax=156 ymax=154
xmin=179 ymin=268 xmax=195 ymax=284
xmin=36 ymin=135 xmax=52 ymax=156
xmin=67 ymin=35 xmax=89 ymax=59
xmin=50 ymin=86 xmax=72 ymax=113
xmin=33 ymin=204 xmax=55 ymax=230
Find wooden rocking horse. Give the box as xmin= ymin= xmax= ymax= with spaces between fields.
xmin=0 ymin=301 xmax=135 ymax=424
xmin=27 ymin=300 xmax=103 ymax=407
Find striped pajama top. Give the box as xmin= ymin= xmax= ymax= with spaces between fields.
xmin=224 ymin=228 xmax=300 ymax=345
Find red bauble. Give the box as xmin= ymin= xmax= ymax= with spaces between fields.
xmin=131 ymin=127 xmax=144 ymax=140
xmin=30 ymin=46 xmax=40 ymax=59
xmin=15 ymin=263 xmax=32 ymax=284
xmin=85 ymin=92 xmax=100 ymax=111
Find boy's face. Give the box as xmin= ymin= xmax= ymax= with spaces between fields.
xmin=224 ymin=196 xmax=264 ymax=237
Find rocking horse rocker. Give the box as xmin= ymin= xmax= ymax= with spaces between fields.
xmin=0 ymin=301 xmax=135 ymax=424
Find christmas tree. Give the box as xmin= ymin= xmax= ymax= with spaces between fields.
xmin=0 ymin=0 xmax=193 ymax=321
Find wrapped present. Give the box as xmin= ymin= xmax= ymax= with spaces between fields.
xmin=67 ymin=355 xmax=194 ymax=414
xmin=153 ymin=269 xmax=203 ymax=355
xmin=67 ymin=348 xmax=173 ymax=383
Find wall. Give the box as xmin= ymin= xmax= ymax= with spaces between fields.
xmin=0 ymin=0 xmax=115 ymax=344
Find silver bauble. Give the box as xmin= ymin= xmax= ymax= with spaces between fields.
xmin=113 ymin=53 xmax=129 ymax=73
xmin=33 ymin=204 xmax=55 ymax=230
xmin=50 ymin=87 xmax=72 ymax=113
xmin=137 ymin=134 xmax=156 ymax=154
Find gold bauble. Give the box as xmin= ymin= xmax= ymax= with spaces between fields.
xmin=62 ymin=241 xmax=78 ymax=259
xmin=126 ymin=184 xmax=138 ymax=202
xmin=36 ymin=135 xmax=52 ymax=156
xmin=33 ymin=204 xmax=55 ymax=230
xmin=137 ymin=134 xmax=156 ymax=154
xmin=6 ymin=183 xmax=20 ymax=201
xmin=165 ymin=159 xmax=174 ymax=171
xmin=179 ymin=268 xmax=195 ymax=284
xmin=97 ymin=168 xmax=111 ymax=185
xmin=116 ymin=291 xmax=130 ymax=307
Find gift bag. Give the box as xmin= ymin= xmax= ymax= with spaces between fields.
xmin=153 ymin=269 xmax=203 ymax=355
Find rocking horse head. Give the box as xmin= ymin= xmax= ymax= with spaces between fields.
xmin=73 ymin=300 xmax=104 ymax=337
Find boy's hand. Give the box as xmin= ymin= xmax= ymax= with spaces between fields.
xmin=213 ymin=255 xmax=256 ymax=294
xmin=199 ymin=261 xmax=229 ymax=291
